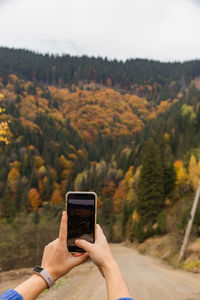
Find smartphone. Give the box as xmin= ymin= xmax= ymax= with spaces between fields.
xmin=66 ymin=191 xmax=97 ymax=252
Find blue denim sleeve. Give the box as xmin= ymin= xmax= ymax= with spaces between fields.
xmin=117 ymin=298 xmax=133 ymax=300
xmin=0 ymin=289 xmax=23 ymax=300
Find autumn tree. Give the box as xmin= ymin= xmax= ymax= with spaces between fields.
xmin=188 ymin=155 xmax=199 ymax=191
xmin=50 ymin=190 xmax=63 ymax=205
xmin=28 ymin=188 xmax=41 ymax=210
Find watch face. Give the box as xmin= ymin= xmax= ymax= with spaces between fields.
xmin=34 ymin=266 xmax=43 ymax=273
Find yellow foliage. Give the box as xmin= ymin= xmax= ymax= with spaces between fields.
xmin=132 ymin=210 xmax=140 ymax=223
xmin=59 ymin=155 xmax=72 ymax=170
xmin=198 ymin=161 xmax=200 ymax=177
xmin=61 ymin=169 xmax=70 ymax=179
xmin=0 ymin=93 xmax=4 ymax=101
xmin=164 ymin=132 xmax=170 ymax=142
xmin=39 ymin=166 xmax=46 ymax=174
xmin=177 ymin=165 xmax=188 ymax=187
xmin=77 ymin=149 xmax=84 ymax=158
xmin=188 ymin=155 xmax=199 ymax=191
xmin=0 ymin=121 xmax=12 ymax=144
xmin=0 ymin=107 xmax=5 ymax=114
xmin=50 ymin=190 xmax=63 ymax=204
xmin=8 ymin=167 xmax=20 ymax=182
xmin=125 ymin=166 xmax=134 ymax=184
xmin=43 ymin=176 xmax=48 ymax=185
xmin=34 ymin=156 xmax=45 ymax=169
xmin=68 ymin=153 xmax=77 ymax=160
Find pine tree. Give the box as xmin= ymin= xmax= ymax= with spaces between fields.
xmin=159 ymin=135 xmax=176 ymax=196
xmin=137 ymin=138 xmax=164 ymax=222
xmin=122 ymin=202 xmax=129 ymax=238
xmin=135 ymin=220 xmax=145 ymax=243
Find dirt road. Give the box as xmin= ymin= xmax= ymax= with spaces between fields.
xmin=38 ymin=244 xmax=200 ymax=300
xmin=1 ymin=244 xmax=200 ymax=300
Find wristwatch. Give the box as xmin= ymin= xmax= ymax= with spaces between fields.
xmin=33 ymin=266 xmax=55 ymax=288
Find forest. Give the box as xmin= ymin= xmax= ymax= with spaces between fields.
xmin=0 ymin=47 xmax=200 ymax=271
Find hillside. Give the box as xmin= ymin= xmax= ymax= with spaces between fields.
xmin=1 ymin=47 xmax=200 ymax=102
xmin=0 ymin=50 xmax=200 ymax=271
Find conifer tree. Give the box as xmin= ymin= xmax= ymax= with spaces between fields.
xmin=137 ymin=138 xmax=164 ymax=222
xmin=159 ymin=135 xmax=176 ymax=196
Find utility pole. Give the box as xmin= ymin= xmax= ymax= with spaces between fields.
xmin=178 ymin=182 xmax=200 ymax=263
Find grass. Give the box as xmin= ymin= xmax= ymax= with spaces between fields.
xmin=184 ymin=260 xmax=200 ymax=271
xmin=42 ymin=275 xmax=68 ymax=293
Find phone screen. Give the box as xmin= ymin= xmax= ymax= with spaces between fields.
xmin=67 ymin=192 xmax=96 ymax=252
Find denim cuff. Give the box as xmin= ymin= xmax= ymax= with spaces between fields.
xmin=0 ymin=289 xmax=23 ymax=300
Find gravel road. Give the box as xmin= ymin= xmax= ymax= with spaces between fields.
xmin=1 ymin=244 xmax=200 ymax=300
xmin=38 ymin=244 xmax=200 ymax=300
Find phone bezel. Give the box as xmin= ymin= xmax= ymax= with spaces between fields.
xmin=65 ymin=191 xmax=97 ymax=253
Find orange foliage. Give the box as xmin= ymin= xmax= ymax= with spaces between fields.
xmin=174 ymin=160 xmax=183 ymax=171
xmin=8 ymin=167 xmax=20 ymax=183
xmin=50 ymin=190 xmax=63 ymax=204
xmin=97 ymin=197 xmax=103 ymax=209
xmin=113 ymin=179 xmax=127 ymax=213
xmin=28 ymin=188 xmax=41 ymax=210
xmin=59 ymin=155 xmax=72 ymax=170
xmin=8 ymin=74 xmax=19 ymax=84
xmin=113 ymin=166 xmax=134 ymax=213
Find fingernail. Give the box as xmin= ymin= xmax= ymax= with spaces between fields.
xmin=62 ymin=211 xmax=66 ymax=217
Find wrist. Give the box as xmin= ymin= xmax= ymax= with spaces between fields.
xmin=32 ymin=274 xmax=48 ymax=289
xmin=33 ymin=265 xmax=55 ymax=287
xmin=101 ymin=258 xmax=119 ymax=277
xmin=44 ymin=269 xmax=59 ymax=281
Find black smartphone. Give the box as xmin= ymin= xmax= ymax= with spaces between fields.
xmin=66 ymin=191 xmax=97 ymax=252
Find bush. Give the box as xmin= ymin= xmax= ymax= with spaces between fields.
xmin=156 ymin=212 xmax=167 ymax=234
xmin=0 ymin=207 xmax=62 ymax=271
xmin=135 ymin=220 xmax=145 ymax=243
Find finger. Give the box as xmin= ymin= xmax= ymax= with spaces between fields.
xmin=75 ymin=239 xmax=93 ymax=253
xmin=72 ymin=253 xmax=89 ymax=266
xmin=59 ymin=211 xmax=67 ymax=242
xmin=96 ymin=224 xmax=106 ymax=241
xmin=73 ymin=253 xmax=84 ymax=257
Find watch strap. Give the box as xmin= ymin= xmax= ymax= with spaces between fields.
xmin=33 ymin=266 xmax=54 ymax=288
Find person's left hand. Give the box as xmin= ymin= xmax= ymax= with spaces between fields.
xmin=41 ymin=211 xmax=88 ymax=281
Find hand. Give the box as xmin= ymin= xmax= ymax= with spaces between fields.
xmin=75 ymin=224 xmax=115 ymax=274
xmin=41 ymin=211 xmax=88 ymax=281
xmin=76 ymin=225 xmax=131 ymax=300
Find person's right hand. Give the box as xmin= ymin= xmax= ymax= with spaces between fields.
xmin=75 ymin=225 xmax=115 ymax=274
xmin=76 ymin=225 xmax=132 ymax=300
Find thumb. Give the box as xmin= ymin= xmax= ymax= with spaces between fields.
xmin=75 ymin=239 xmax=93 ymax=253
xmin=72 ymin=253 xmax=89 ymax=267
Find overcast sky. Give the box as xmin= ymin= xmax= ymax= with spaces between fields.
xmin=0 ymin=0 xmax=200 ymax=62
